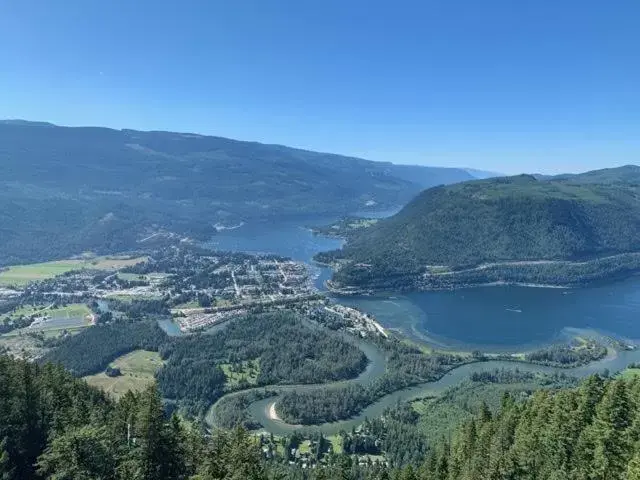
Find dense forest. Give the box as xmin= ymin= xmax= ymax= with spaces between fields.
xmin=0 ymin=121 xmax=477 ymax=267
xmin=320 ymin=166 xmax=640 ymax=291
xmin=276 ymin=340 xmax=464 ymax=424
xmin=158 ymin=311 xmax=368 ymax=416
xmin=4 ymin=353 xmax=639 ymax=480
xmin=41 ymin=320 xmax=167 ymax=376
xmin=43 ymin=309 xmax=369 ymax=418
xmin=0 ymin=354 xmax=273 ymax=480
xmin=415 ymin=374 xmax=640 ymax=480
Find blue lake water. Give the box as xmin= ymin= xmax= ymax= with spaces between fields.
xmin=205 ymin=216 xmax=640 ymax=351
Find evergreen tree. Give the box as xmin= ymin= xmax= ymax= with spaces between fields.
xmin=590 ymin=379 xmax=632 ymax=479
xmin=0 ymin=437 xmax=12 ymax=480
xmin=37 ymin=425 xmax=116 ymax=480
xmin=125 ymin=385 xmax=184 ymax=480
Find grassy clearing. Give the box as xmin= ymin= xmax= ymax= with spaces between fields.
xmin=618 ymin=367 xmax=640 ymax=380
xmin=214 ymin=297 xmax=234 ymax=308
xmin=298 ymin=441 xmax=311 ymax=454
xmin=117 ymin=272 xmax=147 ymax=281
xmin=84 ymin=350 xmax=163 ymax=399
xmin=0 ymin=255 xmax=147 ymax=287
xmin=174 ymin=300 xmax=200 ymax=309
xmin=220 ymin=360 xmax=260 ymax=388
xmin=327 ymin=435 xmax=343 ymax=454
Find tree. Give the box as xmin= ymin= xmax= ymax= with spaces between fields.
xmin=196 ymin=427 xmax=266 ymax=480
xmin=37 ymin=425 xmax=116 ymax=480
xmin=590 ymin=380 xmax=632 ymax=479
xmin=628 ymin=450 xmax=640 ymax=480
xmin=123 ymin=385 xmax=185 ymax=480
xmin=0 ymin=438 xmax=12 ymax=480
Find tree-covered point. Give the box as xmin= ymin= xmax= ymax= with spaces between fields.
xmin=524 ymin=339 xmax=608 ymax=366
xmin=321 ymin=166 xmax=640 ymax=290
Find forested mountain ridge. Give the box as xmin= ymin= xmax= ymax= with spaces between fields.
xmin=319 ymin=166 xmax=640 ymax=291
xmin=0 ymin=120 xmax=477 ymax=266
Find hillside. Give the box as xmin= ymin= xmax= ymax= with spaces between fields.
xmin=319 ymin=166 xmax=640 ymax=291
xmin=0 ymin=120 xmax=476 ymax=266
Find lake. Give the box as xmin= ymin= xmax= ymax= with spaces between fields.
xmin=207 ymin=216 xmax=640 ymax=351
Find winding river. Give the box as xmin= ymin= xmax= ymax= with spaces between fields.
xmin=206 ymin=335 xmax=640 ymax=436
xmin=202 ymin=215 xmax=640 ymax=435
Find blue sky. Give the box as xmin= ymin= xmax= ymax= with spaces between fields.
xmin=1 ymin=0 xmax=638 ymax=174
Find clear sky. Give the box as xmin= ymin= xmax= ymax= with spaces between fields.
xmin=1 ymin=0 xmax=638 ymax=174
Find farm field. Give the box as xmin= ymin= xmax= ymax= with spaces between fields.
xmin=1 ymin=303 xmax=93 ymax=336
xmin=84 ymin=350 xmax=163 ymax=399
xmin=0 ymin=255 xmax=148 ymax=287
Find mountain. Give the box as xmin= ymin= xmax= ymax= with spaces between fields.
xmin=463 ymin=167 xmax=502 ymax=179
xmin=0 ymin=121 xmax=477 ymax=266
xmin=318 ymin=166 xmax=640 ymax=291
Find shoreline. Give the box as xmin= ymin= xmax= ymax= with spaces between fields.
xmin=266 ymin=401 xmax=281 ymax=421
xmin=325 ymin=279 xmax=571 ymax=296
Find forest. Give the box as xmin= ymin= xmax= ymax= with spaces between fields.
xmin=158 ymin=311 xmax=368 ymax=416
xmin=320 ymin=166 xmax=640 ymax=291
xmin=0 ymin=121 xmax=477 ymax=267
xmin=40 ymin=320 xmax=167 ymax=376
xmin=42 ymin=308 xmax=369 ymax=418
xmin=276 ymin=339 xmax=464 ymax=425
xmin=524 ymin=341 xmax=608 ymax=366
xmin=5 ymin=352 xmax=640 ymax=480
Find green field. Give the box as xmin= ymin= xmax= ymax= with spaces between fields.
xmin=617 ymin=366 xmax=640 ymax=380
xmin=116 ymin=272 xmax=147 ymax=281
xmin=1 ymin=303 xmax=93 ymax=337
xmin=220 ymin=360 xmax=260 ymax=388
xmin=0 ymin=255 xmax=148 ymax=287
xmin=327 ymin=435 xmax=343 ymax=454
xmin=84 ymin=350 xmax=163 ymax=399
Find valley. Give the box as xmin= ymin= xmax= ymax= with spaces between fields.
xmin=3 ymin=166 xmax=640 ymax=475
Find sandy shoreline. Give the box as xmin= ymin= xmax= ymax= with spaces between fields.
xmin=266 ymin=401 xmax=281 ymax=421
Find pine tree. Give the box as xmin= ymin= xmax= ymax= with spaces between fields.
xmin=590 ymin=379 xmax=632 ymax=480
xmin=126 ymin=384 xmax=184 ymax=480
xmin=0 ymin=437 xmax=12 ymax=480
xmin=36 ymin=425 xmax=116 ymax=480
xmin=628 ymin=450 xmax=640 ymax=480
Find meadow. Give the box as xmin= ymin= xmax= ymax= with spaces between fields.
xmin=0 ymin=255 xmax=147 ymax=287
xmin=84 ymin=350 xmax=164 ymax=399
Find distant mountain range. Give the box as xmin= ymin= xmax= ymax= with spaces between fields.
xmin=318 ymin=165 xmax=640 ymax=292
xmin=0 ymin=120 xmax=485 ymax=266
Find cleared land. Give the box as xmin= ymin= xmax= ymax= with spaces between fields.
xmin=0 ymin=255 xmax=147 ymax=287
xmin=617 ymin=366 xmax=640 ymax=380
xmin=220 ymin=360 xmax=260 ymax=389
xmin=1 ymin=303 xmax=93 ymax=336
xmin=84 ymin=350 xmax=163 ymax=399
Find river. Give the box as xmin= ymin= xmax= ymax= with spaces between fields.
xmin=204 ymin=215 xmax=640 ymax=433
